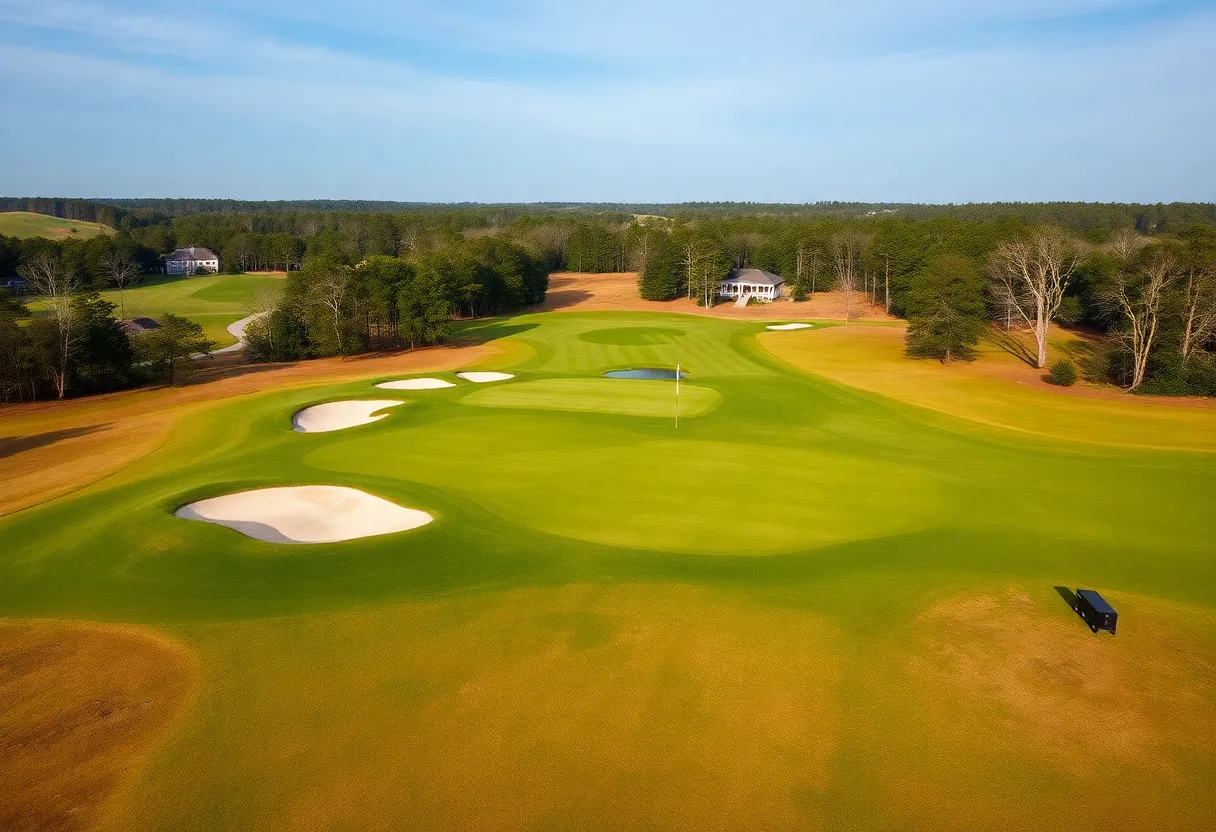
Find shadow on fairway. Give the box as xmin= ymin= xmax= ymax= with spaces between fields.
xmin=1054 ymin=585 xmax=1077 ymax=608
xmin=984 ymin=329 xmax=1038 ymax=367
xmin=452 ymin=321 xmax=539 ymax=345
xmin=1054 ymin=585 xmax=1095 ymax=631
xmin=0 ymin=424 xmax=111 ymax=459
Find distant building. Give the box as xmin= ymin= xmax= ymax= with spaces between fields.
xmin=166 ymin=246 xmax=220 ymax=275
xmin=718 ymin=268 xmax=785 ymax=302
xmin=120 ymin=317 xmax=161 ymax=334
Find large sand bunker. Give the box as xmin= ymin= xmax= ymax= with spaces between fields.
xmin=766 ymin=323 xmax=813 ymax=331
xmin=376 ymin=378 xmax=456 ymax=390
xmin=457 ymin=372 xmax=515 ymax=383
xmin=175 ymin=486 xmax=432 ymax=544
xmin=293 ymin=400 xmax=404 ymax=433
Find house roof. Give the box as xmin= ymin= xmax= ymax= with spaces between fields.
xmin=120 ymin=317 xmax=161 ymax=333
xmin=166 ymin=246 xmax=218 ymax=262
xmin=720 ymin=268 xmax=784 ymax=286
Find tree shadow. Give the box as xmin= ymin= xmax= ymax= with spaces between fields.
xmin=451 ymin=320 xmax=539 ymax=345
xmin=983 ymin=328 xmax=1038 ymax=368
xmin=0 ymin=424 xmax=111 ymax=459
xmin=535 ymin=289 xmax=593 ymax=310
xmin=1057 ymin=337 xmax=1108 ymax=383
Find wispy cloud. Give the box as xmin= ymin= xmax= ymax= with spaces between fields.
xmin=0 ymin=0 xmax=1212 ymax=200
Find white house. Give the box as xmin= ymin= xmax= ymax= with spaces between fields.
xmin=166 ymin=246 xmax=220 ymax=275
xmin=718 ymin=268 xmax=784 ymax=303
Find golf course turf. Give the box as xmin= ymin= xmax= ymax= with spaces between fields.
xmin=1 ymin=310 xmax=1214 ymax=830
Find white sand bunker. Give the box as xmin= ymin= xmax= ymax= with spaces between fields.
xmin=375 ymin=377 xmax=455 ymax=390
xmin=175 ymin=486 xmax=432 ymax=544
xmin=292 ymin=400 xmax=404 ymax=433
xmin=766 ymin=323 xmax=813 ymax=331
xmin=457 ymin=372 xmax=515 ymax=383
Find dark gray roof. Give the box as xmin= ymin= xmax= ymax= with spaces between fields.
xmin=720 ymin=268 xmax=784 ymax=286
xmin=166 ymin=246 xmax=218 ymax=262
xmin=121 ymin=317 xmax=161 ymax=332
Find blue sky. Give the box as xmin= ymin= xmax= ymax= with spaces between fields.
xmin=0 ymin=0 xmax=1214 ymax=202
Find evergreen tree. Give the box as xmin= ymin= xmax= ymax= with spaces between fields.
xmin=905 ymin=254 xmax=987 ymax=363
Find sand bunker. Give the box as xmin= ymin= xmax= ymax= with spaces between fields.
xmin=175 ymin=486 xmax=432 ymax=544
xmin=766 ymin=323 xmax=813 ymax=331
xmin=375 ymin=378 xmax=456 ymax=390
xmin=457 ymin=372 xmax=515 ymax=383
xmin=292 ymin=400 xmax=404 ymax=433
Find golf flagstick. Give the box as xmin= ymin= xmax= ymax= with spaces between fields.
xmin=675 ymin=362 xmax=680 ymax=429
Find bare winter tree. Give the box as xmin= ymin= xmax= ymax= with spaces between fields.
xmin=100 ymin=247 xmax=141 ymax=320
xmin=832 ymin=232 xmax=869 ymax=325
xmin=987 ymin=228 xmax=1084 ymax=368
xmin=692 ymin=251 xmax=724 ymax=312
xmin=1104 ymin=251 xmax=1180 ymax=390
xmin=1180 ymin=265 xmax=1216 ymax=361
xmin=1107 ymin=228 xmax=1150 ymax=262
xmin=679 ymin=239 xmax=705 ymax=301
xmin=795 ymin=239 xmax=820 ymax=298
xmin=18 ymin=254 xmax=78 ymax=399
xmin=838 ymin=267 xmax=857 ymax=325
xmin=630 ymin=229 xmax=654 ymax=275
xmin=309 ymin=268 xmax=352 ymax=356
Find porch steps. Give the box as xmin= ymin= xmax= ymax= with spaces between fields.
xmin=734 ymin=292 xmax=751 ymax=308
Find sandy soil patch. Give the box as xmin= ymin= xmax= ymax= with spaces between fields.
xmin=175 ymin=485 xmax=433 ymax=544
xmin=292 ymin=400 xmax=404 ymax=433
xmin=766 ymin=323 xmax=813 ymax=331
xmin=375 ymin=378 xmax=456 ymax=390
xmin=885 ymin=586 xmax=1216 ymax=830
xmin=536 ymin=271 xmax=894 ymax=321
xmin=456 ymin=372 xmax=514 ymax=383
xmin=0 ymin=619 xmax=194 ymax=832
xmin=0 ymin=342 xmax=494 ymax=517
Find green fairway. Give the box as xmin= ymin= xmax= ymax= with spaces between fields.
xmin=0 ymin=211 xmax=115 ymax=240
xmin=95 ymin=273 xmax=281 ymax=345
xmin=1 ymin=311 xmax=1214 ymax=831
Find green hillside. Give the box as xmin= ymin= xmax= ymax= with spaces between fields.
xmin=0 ymin=211 xmax=115 ymax=240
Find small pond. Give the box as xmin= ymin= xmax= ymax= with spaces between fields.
xmin=603 ymin=368 xmax=688 ymax=380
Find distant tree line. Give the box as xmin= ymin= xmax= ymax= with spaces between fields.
xmin=3 ymin=200 xmax=1214 ymax=399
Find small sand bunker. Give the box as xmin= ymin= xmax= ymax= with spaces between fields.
xmin=457 ymin=372 xmax=515 ymax=383
xmin=766 ymin=323 xmax=813 ymax=331
xmin=375 ymin=378 xmax=456 ymax=390
xmin=292 ymin=400 xmax=404 ymax=433
xmin=175 ymin=486 xmax=432 ymax=544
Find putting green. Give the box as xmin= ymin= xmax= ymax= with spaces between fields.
xmin=460 ymin=377 xmax=720 ymax=418
xmin=1 ymin=310 xmax=1214 ymax=831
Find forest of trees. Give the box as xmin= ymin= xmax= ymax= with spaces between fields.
xmin=1 ymin=199 xmax=1214 ymax=402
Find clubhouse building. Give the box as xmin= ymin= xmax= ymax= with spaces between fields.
xmin=718 ymin=268 xmax=785 ymax=302
xmin=166 ymin=246 xmax=220 ymax=275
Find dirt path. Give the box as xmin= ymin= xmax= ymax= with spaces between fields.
xmin=537 ymin=272 xmax=896 ymax=321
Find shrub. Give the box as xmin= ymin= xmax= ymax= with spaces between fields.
xmin=1048 ymin=358 xmax=1078 ymax=386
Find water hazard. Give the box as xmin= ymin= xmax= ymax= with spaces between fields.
xmin=603 ymin=368 xmax=688 ymax=380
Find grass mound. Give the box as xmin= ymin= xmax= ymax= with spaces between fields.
xmin=460 ymin=377 xmax=719 ymax=418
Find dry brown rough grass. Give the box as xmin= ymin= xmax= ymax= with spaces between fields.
xmin=888 ymin=586 xmax=1216 ymax=831
xmin=0 ymin=620 xmax=195 ymax=832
